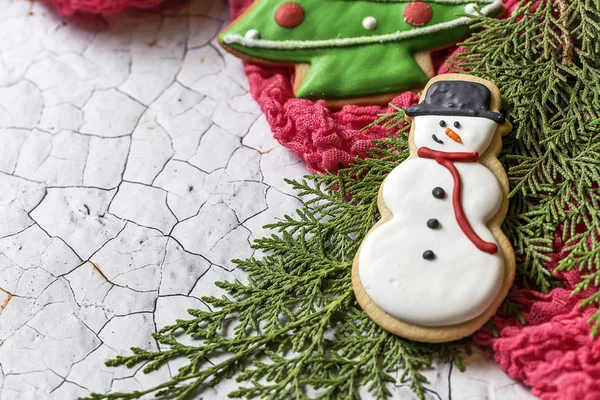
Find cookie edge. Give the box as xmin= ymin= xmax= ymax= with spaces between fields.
xmin=351 ymin=73 xmax=515 ymax=343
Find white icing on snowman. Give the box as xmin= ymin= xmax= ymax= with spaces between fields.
xmin=362 ymin=16 xmax=378 ymax=30
xmin=358 ymin=114 xmax=504 ymax=327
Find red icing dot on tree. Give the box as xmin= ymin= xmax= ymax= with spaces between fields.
xmin=403 ymin=2 xmax=433 ymax=27
xmin=274 ymin=2 xmax=305 ymax=29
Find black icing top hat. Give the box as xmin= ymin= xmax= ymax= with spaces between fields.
xmin=406 ymin=80 xmax=505 ymax=124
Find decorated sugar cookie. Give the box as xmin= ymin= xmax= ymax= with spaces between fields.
xmin=219 ymin=0 xmax=503 ymax=105
xmin=352 ymin=74 xmax=515 ymax=343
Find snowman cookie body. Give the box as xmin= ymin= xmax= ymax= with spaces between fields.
xmin=352 ymin=75 xmax=515 ymax=342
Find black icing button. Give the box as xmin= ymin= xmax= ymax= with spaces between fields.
xmin=422 ymin=250 xmax=435 ymax=260
xmin=432 ymin=187 xmax=445 ymax=199
xmin=427 ymin=218 xmax=440 ymax=229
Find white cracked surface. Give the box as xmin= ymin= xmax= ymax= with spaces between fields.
xmin=0 ymin=0 xmax=537 ymax=399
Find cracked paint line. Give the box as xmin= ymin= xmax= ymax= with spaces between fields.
xmin=0 ymin=0 xmax=537 ymax=399
xmin=0 ymin=288 xmax=12 ymax=312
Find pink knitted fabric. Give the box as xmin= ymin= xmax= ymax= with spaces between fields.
xmin=230 ymin=0 xmax=600 ymax=398
xmin=243 ymin=62 xmax=419 ymax=172
xmin=42 ymin=0 xmax=167 ymax=15
xmin=473 ymin=229 xmax=600 ymax=400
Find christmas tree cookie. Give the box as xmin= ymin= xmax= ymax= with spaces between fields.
xmin=352 ymin=74 xmax=515 ymax=343
xmin=219 ymin=0 xmax=503 ymax=105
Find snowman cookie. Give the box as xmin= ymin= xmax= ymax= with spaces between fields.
xmin=352 ymin=74 xmax=514 ymax=343
xmin=219 ymin=0 xmax=504 ymax=107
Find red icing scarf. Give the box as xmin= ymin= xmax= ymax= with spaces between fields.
xmin=417 ymin=147 xmax=498 ymax=254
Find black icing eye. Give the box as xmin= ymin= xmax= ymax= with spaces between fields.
xmin=439 ymin=120 xmax=446 ymax=127
xmin=453 ymin=121 xmax=460 ymax=128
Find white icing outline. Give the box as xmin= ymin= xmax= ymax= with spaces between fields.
xmin=223 ymin=0 xmax=501 ymax=49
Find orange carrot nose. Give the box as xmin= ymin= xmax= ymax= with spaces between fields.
xmin=445 ymin=128 xmax=462 ymax=143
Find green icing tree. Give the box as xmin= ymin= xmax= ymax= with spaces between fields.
xmin=220 ymin=0 xmax=503 ymax=99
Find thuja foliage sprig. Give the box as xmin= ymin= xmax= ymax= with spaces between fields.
xmin=451 ymin=0 xmax=600 ymax=333
xmin=84 ymin=129 xmax=469 ymax=400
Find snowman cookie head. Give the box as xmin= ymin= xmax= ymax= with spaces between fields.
xmin=406 ymin=79 xmax=507 ymax=155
